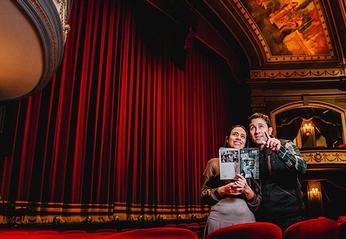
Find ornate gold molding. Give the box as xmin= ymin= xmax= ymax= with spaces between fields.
xmin=9 ymin=0 xmax=67 ymax=99
xmin=301 ymin=149 xmax=346 ymax=164
xmin=0 ymin=201 xmax=209 ymax=225
xmin=30 ymin=0 xmax=58 ymax=70
xmin=250 ymin=67 xmax=345 ymax=79
xmin=53 ymin=0 xmax=71 ymax=41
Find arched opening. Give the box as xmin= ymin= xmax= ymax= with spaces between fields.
xmin=270 ymin=101 xmax=346 ymax=149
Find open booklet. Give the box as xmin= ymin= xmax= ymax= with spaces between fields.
xmin=219 ymin=147 xmax=260 ymax=180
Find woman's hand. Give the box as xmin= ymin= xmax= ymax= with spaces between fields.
xmin=234 ymin=174 xmax=247 ymax=191
xmin=217 ymin=181 xmax=243 ymax=197
xmin=218 ymin=175 xmax=256 ymax=201
xmin=234 ymin=174 xmax=255 ymax=201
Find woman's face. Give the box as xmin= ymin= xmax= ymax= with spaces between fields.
xmin=226 ymin=126 xmax=247 ymax=149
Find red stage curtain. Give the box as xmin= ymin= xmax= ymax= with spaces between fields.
xmin=0 ymin=0 xmax=248 ymax=219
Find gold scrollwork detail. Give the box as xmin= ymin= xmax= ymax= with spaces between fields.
xmin=250 ymin=68 xmax=345 ymax=80
xmin=53 ymin=0 xmax=71 ymax=41
xmin=313 ymin=152 xmax=322 ymax=162
xmin=302 ymin=150 xmax=346 ymax=164
xmin=302 ymin=153 xmax=314 ymax=163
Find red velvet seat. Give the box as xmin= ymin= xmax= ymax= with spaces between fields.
xmin=106 ymin=227 xmax=198 ymax=239
xmin=95 ymin=228 xmax=118 ymax=235
xmin=118 ymin=228 xmax=134 ymax=232
xmin=29 ymin=235 xmax=63 ymax=239
xmin=338 ymin=216 xmax=346 ymax=224
xmin=32 ymin=234 xmax=103 ymax=239
xmin=62 ymin=234 xmax=100 ymax=239
xmin=176 ymin=223 xmax=189 ymax=228
xmin=164 ymin=223 xmax=178 ymax=227
xmin=31 ymin=230 xmax=59 ymax=235
xmin=188 ymin=222 xmax=199 ymax=227
xmin=0 ymin=231 xmax=30 ymax=239
xmin=284 ymin=217 xmax=339 ymax=239
xmin=60 ymin=230 xmax=87 ymax=234
xmin=339 ymin=222 xmax=346 ymax=239
xmin=337 ymin=144 xmax=346 ymax=149
xmin=187 ymin=225 xmax=200 ymax=232
xmin=206 ymin=222 xmax=282 ymax=239
xmin=0 ymin=230 xmax=29 ymax=234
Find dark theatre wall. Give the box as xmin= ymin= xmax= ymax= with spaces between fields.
xmin=0 ymin=0 xmax=251 ymax=224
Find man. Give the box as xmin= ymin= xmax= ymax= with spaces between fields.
xmin=248 ymin=113 xmax=307 ymax=230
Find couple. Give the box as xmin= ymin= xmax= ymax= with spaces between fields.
xmin=201 ymin=113 xmax=307 ymax=234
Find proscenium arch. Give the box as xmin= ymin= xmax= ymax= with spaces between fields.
xmin=270 ymin=101 xmax=346 ymax=144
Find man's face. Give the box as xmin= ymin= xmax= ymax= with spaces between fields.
xmin=249 ymin=118 xmax=273 ymax=146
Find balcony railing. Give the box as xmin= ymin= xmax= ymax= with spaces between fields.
xmin=301 ymin=149 xmax=346 ymax=165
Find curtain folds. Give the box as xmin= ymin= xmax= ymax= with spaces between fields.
xmin=0 ymin=0 xmax=245 ymax=219
xmin=277 ymin=117 xmax=303 ymax=141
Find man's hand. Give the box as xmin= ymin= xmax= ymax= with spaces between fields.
xmin=264 ymin=131 xmax=281 ymax=152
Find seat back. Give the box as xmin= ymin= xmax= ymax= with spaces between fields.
xmin=339 ymin=222 xmax=346 ymax=239
xmin=284 ymin=217 xmax=339 ymax=239
xmin=206 ymin=222 xmax=282 ymax=239
xmin=338 ymin=216 xmax=346 ymax=224
xmin=107 ymin=227 xmax=198 ymax=239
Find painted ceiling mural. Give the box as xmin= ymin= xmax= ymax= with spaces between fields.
xmin=235 ymin=0 xmax=335 ymax=62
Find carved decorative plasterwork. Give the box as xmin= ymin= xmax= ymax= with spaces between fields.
xmin=301 ymin=150 xmax=346 ymax=164
xmin=53 ymin=0 xmax=71 ymax=41
xmin=250 ymin=67 xmax=346 ymax=79
xmin=230 ymin=0 xmax=335 ymax=62
xmin=29 ymin=0 xmax=58 ymax=70
xmin=10 ymin=0 xmax=67 ymax=98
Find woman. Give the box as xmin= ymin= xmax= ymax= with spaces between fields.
xmin=201 ymin=125 xmax=261 ymax=235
